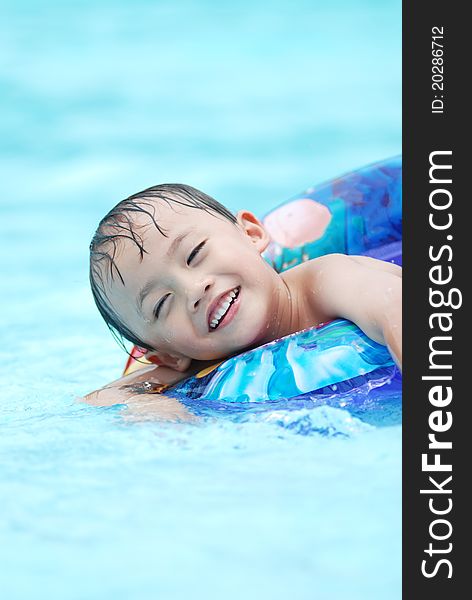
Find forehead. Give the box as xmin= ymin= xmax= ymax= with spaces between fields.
xmin=119 ymin=199 xmax=236 ymax=263
xmin=134 ymin=199 xmax=231 ymax=234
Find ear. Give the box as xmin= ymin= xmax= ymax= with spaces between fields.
xmin=145 ymin=351 xmax=192 ymax=373
xmin=235 ymin=210 xmax=270 ymax=253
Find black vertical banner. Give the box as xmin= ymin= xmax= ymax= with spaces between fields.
xmin=404 ymin=1 xmax=466 ymax=597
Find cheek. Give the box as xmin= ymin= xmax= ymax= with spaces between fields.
xmin=244 ymin=263 xmax=274 ymax=289
xmin=163 ymin=318 xmax=194 ymax=348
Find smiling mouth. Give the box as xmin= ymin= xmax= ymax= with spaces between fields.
xmin=208 ymin=287 xmax=240 ymax=331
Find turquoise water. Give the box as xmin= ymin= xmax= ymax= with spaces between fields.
xmin=0 ymin=1 xmax=401 ymax=599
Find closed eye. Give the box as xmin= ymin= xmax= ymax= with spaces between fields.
xmin=154 ymin=293 xmax=170 ymax=319
xmin=187 ymin=240 xmax=206 ymax=265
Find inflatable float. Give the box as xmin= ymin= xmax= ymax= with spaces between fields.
xmin=123 ymin=156 xmax=402 ymax=420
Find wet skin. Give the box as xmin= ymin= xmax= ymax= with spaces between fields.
xmin=84 ymin=201 xmax=402 ymax=417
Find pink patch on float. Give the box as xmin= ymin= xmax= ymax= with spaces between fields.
xmin=263 ymin=199 xmax=332 ymax=249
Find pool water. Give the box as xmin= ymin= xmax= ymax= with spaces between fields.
xmin=0 ymin=1 xmax=401 ymax=598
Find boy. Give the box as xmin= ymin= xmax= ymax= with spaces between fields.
xmin=85 ymin=184 xmax=401 ymax=419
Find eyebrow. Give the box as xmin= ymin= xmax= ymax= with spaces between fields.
xmin=166 ymin=229 xmax=191 ymax=258
xmin=136 ymin=229 xmax=192 ymax=311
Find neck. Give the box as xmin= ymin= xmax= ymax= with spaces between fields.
xmin=259 ymin=272 xmax=309 ymax=345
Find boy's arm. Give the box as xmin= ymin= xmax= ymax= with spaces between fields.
xmin=307 ymin=254 xmax=402 ymax=370
xmin=81 ymin=363 xmax=198 ymax=423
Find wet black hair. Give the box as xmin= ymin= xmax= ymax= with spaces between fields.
xmin=89 ymin=183 xmax=237 ymax=353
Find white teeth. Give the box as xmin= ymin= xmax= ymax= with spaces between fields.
xmin=216 ymin=302 xmax=229 ymax=318
xmin=209 ymin=287 xmax=240 ymax=330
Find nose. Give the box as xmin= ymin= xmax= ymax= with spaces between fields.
xmin=186 ymin=277 xmax=213 ymax=313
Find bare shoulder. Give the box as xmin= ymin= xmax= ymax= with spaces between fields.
xmin=292 ymin=253 xmax=355 ymax=286
xmin=281 ymin=254 xmax=352 ymax=300
xmin=281 ymin=255 xmax=355 ymax=324
xmin=293 ymin=253 xmax=402 ymax=321
xmin=286 ymin=253 xmax=402 ymax=367
xmin=349 ymin=255 xmax=402 ymax=277
xmin=299 ymin=253 xmax=401 ymax=283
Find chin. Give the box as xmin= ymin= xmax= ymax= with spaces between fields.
xmin=200 ymin=301 xmax=272 ymax=359
xmin=234 ymin=312 xmax=272 ymax=350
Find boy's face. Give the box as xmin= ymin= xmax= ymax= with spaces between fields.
xmin=105 ymin=201 xmax=281 ymax=369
